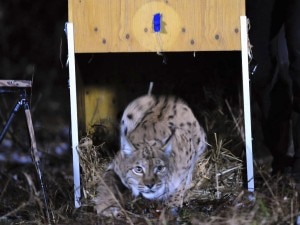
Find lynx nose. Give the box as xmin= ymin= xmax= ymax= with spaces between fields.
xmin=145 ymin=183 xmax=155 ymax=189
xmin=144 ymin=178 xmax=155 ymax=189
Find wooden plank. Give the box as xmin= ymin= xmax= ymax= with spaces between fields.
xmin=68 ymin=0 xmax=245 ymax=53
xmin=0 ymin=80 xmax=32 ymax=87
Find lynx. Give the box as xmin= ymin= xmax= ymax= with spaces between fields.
xmin=94 ymin=95 xmax=207 ymax=217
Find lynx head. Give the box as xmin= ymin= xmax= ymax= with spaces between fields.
xmin=118 ymin=136 xmax=174 ymax=200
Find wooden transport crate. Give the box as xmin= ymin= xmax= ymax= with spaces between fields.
xmin=66 ymin=0 xmax=253 ymax=208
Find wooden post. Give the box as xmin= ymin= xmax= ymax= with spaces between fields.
xmin=66 ymin=22 xmax=81 ymax=208
xmin=240 ymin=16 xmax=254 ymax=192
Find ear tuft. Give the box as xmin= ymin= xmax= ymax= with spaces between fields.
xmin=121 ymin=136 xmax=134 ymax=155
xmin=163 ymin=136 xmax=173 ymax=156
xmin=162 ymin=130 xmax=176 ymax=156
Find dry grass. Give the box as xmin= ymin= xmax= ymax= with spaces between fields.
xmin=0 ymin=97 xmax=299 ymax=225
xmin=74 ymin=100 xmax=299 ymax=224
xmin=75 ymin=131 xmax=245 ymax=224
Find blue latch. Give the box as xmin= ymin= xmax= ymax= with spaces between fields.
xmin=153 ymin=13 xmax=162 ymax=32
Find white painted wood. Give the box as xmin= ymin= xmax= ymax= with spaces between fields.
xmin=66 ymin=22 xmax=81 ymax=208
xmin=240 ymin=16 xmax=254 ymax=192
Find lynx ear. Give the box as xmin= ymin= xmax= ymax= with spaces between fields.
xmin=120 ymin=136 xmax=135 ymax=155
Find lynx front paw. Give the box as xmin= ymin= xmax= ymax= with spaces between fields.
xmin=95 ymin=205 xmax=125 ymax=219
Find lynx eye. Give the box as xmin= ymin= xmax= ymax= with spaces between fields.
xmin=155 ymin=165 xmax=165 ymax=173
xmin=133 ymin=166 xmax=144 ymax=174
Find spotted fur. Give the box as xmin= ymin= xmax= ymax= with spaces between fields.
xmin=94 ymin=95 xmax=207 ymax=215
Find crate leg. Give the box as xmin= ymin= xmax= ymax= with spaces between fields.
xmin=66 ymin=22 xmax=81 ymax=208
xmin=240 ymin=16 xmax=254 ymax=192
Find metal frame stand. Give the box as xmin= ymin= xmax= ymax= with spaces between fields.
xmin=0 ymin=84 xmax=51 ymax=223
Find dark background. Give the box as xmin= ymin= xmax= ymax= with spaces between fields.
xmin=1 ymin=0 xmax=67 ymax=88
xmin=0 ymin=0 xmax=69 ymax=154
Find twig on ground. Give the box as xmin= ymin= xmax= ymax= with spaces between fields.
xmin=0 ymin=177 xmax=10 ymax=202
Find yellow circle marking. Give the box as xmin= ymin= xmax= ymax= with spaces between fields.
xmin=132 ymin=2 xmax=181 ymax=51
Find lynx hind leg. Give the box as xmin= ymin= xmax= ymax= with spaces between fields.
xmin=94 ymin=169 xmax=126 ymax=218
xmin=120 ymin=95 xmax=156 ymax=136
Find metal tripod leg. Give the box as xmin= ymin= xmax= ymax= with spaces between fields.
xmin=0 ymin=98 xmax=22 ymax=143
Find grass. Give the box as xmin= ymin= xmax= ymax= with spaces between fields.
xmin=0 ymin=90 xmax=299 ymax=225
